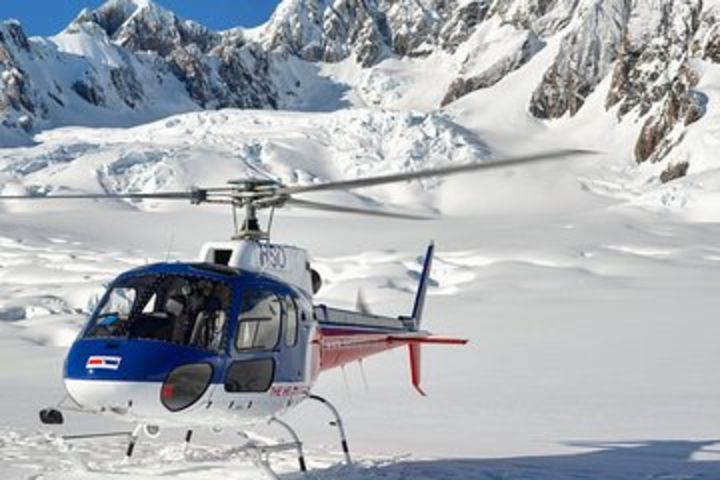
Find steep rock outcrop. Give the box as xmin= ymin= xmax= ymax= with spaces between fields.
xmin=491 ymin=0 xmax=580 ymax=38
xmin=605 ymin=0 xmax=702 ymax=118
xmin=442 ymin=29 xmax=542 ymax=106
xmin=263 ymin=0 xmax=393 ymax=67
xmin=262 ymin=0 xmax=491 ymax=66
xmin=603 ymin=0 xmax=705 ymax=167
xmin=71 ymin=0 xmax=221 ymax=55
xmin=440 ymin=1 xmax=491 ymax=52
xmin=529 ymin=0 xmax=631 ymax=119
xmin=0 ymin=21 xmax=41 ymax=133
xmin=633 ymin=63 xmax=704 ymax=164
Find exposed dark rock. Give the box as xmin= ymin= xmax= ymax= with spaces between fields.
xmin=704 ymin=33 xmax=720 ymax=62
xmin=17 ymin=114 xmax=32 ymax=132
xmin=442 ymin=32 xmax=543 ymax=106
xmin=634 ymin=65 xmax=703 ymax=164
xmin=660 ymin=161 xmax=689 ymax=183
xmin=605 ymin=0 xmax=702 ymax=119
xmin=5 ymin=21 xmax=30 ymax=52
xmin=72 ymin=80 xmax=106 ymax=106
xmin=213 ymin=41 xmax=278 ymax=109
xmin=441 ymin=1 xmax=490 ymax=52
xmin=110 ymin=66 xmax=143 ymax=108
xmin=167 ymin=46 xmax=213 ymax=107
xmin=697 ymin=10 xmax=720 ymax=63
xmin=491 ymin=0 xmax=580 ymax=38
xmin=530 ymin=0 xmax=631 ymax=119
xmin=73 ymin=0 xmax=220 ymax=55
xmin=2 ymin=67 xmax=34 ymax=114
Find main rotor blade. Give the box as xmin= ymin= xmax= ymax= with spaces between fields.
xmin=0 ymin=190 xmax=202 ymax=201
xmin=286 ymin=197 xmax=432 ymax=220
xmin=281 ymin=149 xmax=596 ymax=195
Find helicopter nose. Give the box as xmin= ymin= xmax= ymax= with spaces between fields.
xmin=63 ymin=339 xmax=221 ymax=418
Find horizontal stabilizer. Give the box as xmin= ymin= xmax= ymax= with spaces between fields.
xmin=387 ymin=335 xmax=468 ymax=345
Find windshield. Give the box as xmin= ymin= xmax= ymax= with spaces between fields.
xmin=84 ymin=274 xmax=232 ymax=353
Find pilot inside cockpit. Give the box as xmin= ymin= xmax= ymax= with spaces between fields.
xmin=85 ymin=274 xmax=231 ymax=353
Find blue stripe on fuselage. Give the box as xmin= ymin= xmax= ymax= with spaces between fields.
xmin=65 ymin=338 xmax=225 ymax=383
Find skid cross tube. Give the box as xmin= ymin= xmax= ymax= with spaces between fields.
xmin=236 ymin=430 xmax=306 ymax=480
xmin=308 ymin=394 xmax=352 ymax=465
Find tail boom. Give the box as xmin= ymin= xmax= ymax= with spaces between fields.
xmin=314 ymin=243 xmax=467 ymax=392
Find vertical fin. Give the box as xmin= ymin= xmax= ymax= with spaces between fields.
xmin=410 ymin=242 xmax=434 ymax=330
xmin=408 ymin=242 xmax=434 ymax=396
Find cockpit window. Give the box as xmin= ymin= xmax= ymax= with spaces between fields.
xmin=99 ymin=288 xmax=136 ymax=318
xmin=84 ymin=274 xmax=231 ymax=353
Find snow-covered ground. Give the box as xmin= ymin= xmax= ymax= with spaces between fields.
xmin=1 ymin=153 xmax=720 ymax=478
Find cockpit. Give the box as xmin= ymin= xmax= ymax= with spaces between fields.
xmin=84 ymin=274 xmax=232 ymax=353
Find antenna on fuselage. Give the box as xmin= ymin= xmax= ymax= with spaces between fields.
xmin=164 ymin=232 xmax=175 ymax=262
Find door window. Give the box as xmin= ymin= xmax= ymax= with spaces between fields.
xmin=236 ymin=290 xmax=281 ymax=351
xmin=285 ymin=296 xmax=299 ymax=347
xmin=224 ymin=359 xmax=275 ymax=392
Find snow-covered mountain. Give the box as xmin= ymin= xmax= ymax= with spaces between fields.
xmin=1 ymin=0 xmax=720 ymax=194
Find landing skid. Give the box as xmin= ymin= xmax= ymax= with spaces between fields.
xmin=308 ymin=394 xmax=352 ymax=465
xmin=42 ymin=394 xmax=353 ymax=479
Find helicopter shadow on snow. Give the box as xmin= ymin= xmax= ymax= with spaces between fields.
xmin=306 ymin=439 xmax=720 ymax=480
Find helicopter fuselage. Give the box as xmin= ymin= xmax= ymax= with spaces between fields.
xmin=59 ymin=240 xmax=448 ymax=431
xmin=64 ymin=260 xmax=320 ymax=427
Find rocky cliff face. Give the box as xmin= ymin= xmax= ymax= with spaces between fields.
xmin=0 ymin=21 xmax=39 ymax=134
xmin=529 ymin=0 xmax=631 ymax=119
xmin=261 ymin=0 xmax=491 ymax=67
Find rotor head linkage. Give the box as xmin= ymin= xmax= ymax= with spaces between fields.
xmin=224 ymin=178 xmax=287 ymax=240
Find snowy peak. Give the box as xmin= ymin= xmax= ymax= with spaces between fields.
xmin=70 ymin=0 xmax=220 ymax=55
xmin=70 ymin=0 xmax=152 ymax=38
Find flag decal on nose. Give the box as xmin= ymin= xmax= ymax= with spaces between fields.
xmin=86 ymin=355 xmax=122 ymax=370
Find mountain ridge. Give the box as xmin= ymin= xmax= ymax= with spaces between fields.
xmin=0 ymin=0 xmax=719 ymax=187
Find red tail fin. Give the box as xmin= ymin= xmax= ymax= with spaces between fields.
xmin=409 ymin=343 xmax=425 ymax=396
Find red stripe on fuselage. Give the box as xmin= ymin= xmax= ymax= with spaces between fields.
xmin=318 ymin=327 xmax=403 ymax=371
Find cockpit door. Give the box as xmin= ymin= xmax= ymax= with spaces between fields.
xmin=224 ymin=288 xmax=282 ymax=393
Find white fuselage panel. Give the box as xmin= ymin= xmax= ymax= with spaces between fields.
xmin=199 ymin=240 xmax=312 ymax=296
xmin=65 ymin=379 xmax=310 ymax=427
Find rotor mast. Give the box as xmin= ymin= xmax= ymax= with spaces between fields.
xmin=236 ymin=201 xmax=264 ymax=241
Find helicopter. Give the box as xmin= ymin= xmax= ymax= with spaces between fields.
xmin=0 ymin=148 xmax=591 ymax=477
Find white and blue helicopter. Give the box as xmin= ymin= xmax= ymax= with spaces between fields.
xmin=0 ymin=149 xmax=589 ymax=477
